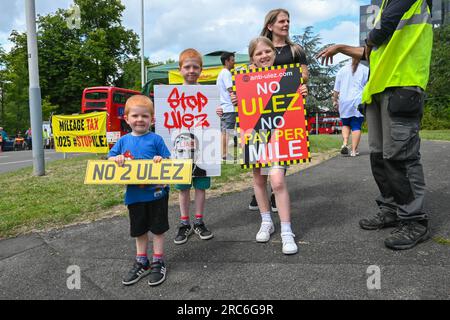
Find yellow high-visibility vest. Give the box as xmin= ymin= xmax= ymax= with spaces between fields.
xmin=362 ymin=0 xmax=433 ymax=104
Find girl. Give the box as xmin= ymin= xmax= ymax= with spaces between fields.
xmin=246 ymin=36 xmax=308 ymax=255
xmin=249 ymin=8 xmax=310 ymax=213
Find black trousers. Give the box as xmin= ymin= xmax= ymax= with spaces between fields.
xmin=366 ymin=87 xmax=427 ymax=220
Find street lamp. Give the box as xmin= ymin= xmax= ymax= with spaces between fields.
xmin=25 ymin=0 xmax=45 ymax=176
xmin=141 ymin=0 xmax=145 ymax=88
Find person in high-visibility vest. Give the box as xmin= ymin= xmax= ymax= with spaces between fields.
xmin=317 ymin=0 xmax=433 ymax=250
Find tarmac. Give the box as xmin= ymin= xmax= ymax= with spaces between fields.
xmin=0 ymin=138 xmax=449 ymax=300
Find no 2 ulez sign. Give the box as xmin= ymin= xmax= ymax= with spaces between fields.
xmin=233 ymin=64 xmax=311 ymax=169
xmin=84 ymin=159 xmax=193 ymax=185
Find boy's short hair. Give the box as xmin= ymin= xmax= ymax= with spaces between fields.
xmin=125 ymin=95 xmax=154 ymax=116
xmin=220 ymin=51 xmax=235 ymax=65
xmin=179 ymin=48 xmax=203 ymax=68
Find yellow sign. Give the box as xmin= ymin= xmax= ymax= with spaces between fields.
xmin=52 ymin=112 xmax=109 ymax=153
xmin=84 ymin=159 xmax=193 ymax=185
xmin=169 ymin=64 xmax=248 ymax=84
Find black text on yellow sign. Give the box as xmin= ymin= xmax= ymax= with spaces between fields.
xmin=84 ymin=159 xmax=193 ymax=185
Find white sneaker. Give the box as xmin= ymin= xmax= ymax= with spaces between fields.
xmin=281 ymin=232 xmax=298 ymax=255
xmin=350 ymin=150 xmax=360 ymax=157
xmin=256 ymin=221 xmax=275 ymax=242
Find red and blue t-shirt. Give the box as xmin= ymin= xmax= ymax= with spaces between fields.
xmin=108 ymin=132 xmax=171 ymax=205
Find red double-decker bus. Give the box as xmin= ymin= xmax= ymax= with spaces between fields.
xmin=81 ymin=86 xmax=141 ymax=144
xmin=307 ymin=114 xmax=342 ymax=135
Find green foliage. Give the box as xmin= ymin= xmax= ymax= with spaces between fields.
xmin=292 ymin=27 xmax=343 ymax=113
xmin=419 ymin=129 xmax=450 ymax=141
xmin=1 ymin=31 xmax=30 ymax=134
xmin=423 ymin=24 xmax=450 ymax=130
xmin=1 ymin=0 xmax=140 ymax=132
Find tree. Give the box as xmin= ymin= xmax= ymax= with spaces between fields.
xmin=292 ymin=26 xmax=343 ymax=114
xmin=1 ymin=0 xmax=141 ymax=132
xmin=0 ymin=46 xmax=6 ymax=125
xmin=1 ymin=31 xmax=30 ymax=134
xmin=37 ymin=0 xmax=139 ymax=114
xmin=422 ymin=23 xmax=450 ymax=129
xmin=116 ymin=57 xmax=152 ymax=91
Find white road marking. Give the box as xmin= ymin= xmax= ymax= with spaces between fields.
xmin=0 ymin=158 xmax=52 ymax=166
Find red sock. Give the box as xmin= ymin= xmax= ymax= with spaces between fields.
xmin=180 ymin=215 xmax=190 ymax=225
xmin=152 ymin=253 xmax=163 ymax=263
xmin=195 ymin=214 xmax=203 ymax=224
xmin=136 ymin=253 xmax=148 ymax=265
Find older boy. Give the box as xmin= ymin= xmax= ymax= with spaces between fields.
xmin=174 ymin=49 xmax=214 ymax=245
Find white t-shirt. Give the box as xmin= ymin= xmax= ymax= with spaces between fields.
xmin=334 ymin=63 xmax=369 ymax=118
xmin=216 ymin=68 xmax=234 ymax=113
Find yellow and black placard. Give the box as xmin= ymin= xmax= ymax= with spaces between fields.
xmin=232 ymin=64 xmax=311 ymax=168
xmin=84 ymin=159 xmax=193 ymax=185
xmin=52 ymin=112 xmax=109 ymax=153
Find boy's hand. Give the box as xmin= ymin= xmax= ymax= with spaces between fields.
xmin=216 ymin=106 xmax=224 ymax=117
xmin=300 ymin=84 xmax=308 ymax=97
xmin=153 ymin=156 xmax=163 ymax=163
xmin=110 ymin=155 xmax=125 ymax=167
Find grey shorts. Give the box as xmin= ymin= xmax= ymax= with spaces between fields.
xmin=260 ymin=165 xmax=288 ymax=176
xmin=221 ymin=112 xmax=237 ymax=131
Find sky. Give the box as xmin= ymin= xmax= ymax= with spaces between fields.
xmin=0 ymin=0 xmax=370 ymax=63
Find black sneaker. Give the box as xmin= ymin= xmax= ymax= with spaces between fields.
xmin=359 ymin=210 xmax=400 ymax=230
xmin=384 ymin=220 xmax=430 ymax=250
xmin=174 ymin=223 xmax=193 ymax=245
xmin=249 ymin=195 xmax=259 ymax=211
xmin=270 ymin=193 xmax=278 ymax=213
xmin=122 ymin=261 xmax=150 ymax=286
xmin=194 ymin=222 xmax=214 ymax=240
xmin=148 ymin=261 xmax=167 ymax=286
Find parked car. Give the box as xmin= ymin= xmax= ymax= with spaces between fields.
xmin=2 ymin=135 xmax=15 ymax=152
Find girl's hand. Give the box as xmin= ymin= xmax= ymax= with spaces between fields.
xmin=300 ymin=84 xmax=308 ymax=97
xmin=153 ymin=156 xmax=163 ymax=163
xmin=216 ymin=106 xmax=224 ymax=117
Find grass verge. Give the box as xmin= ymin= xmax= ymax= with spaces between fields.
xmin=0 ymin=134 xmax=341 ymax=239
xmin=432 ymin=237 xmax=450 ymax=246
xmin=420 ymin=130 xmax=450 ymax=141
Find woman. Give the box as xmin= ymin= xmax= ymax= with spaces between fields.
xmin=249 ymin=8 xmax=310 ymax=212
xmin=247 ymin=36 xmax=308 ymax=255
xmin=260 ymin=8 xmax=309 ymax=81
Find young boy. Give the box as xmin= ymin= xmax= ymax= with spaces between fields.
xmin=108 ymin=94 xmax=171 ymax=286
xmin=174 ymin=48 xmax=214 ymax=245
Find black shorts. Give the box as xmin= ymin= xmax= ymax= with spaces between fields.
xmin=127 ymin=195 xmax=169 ymax=237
